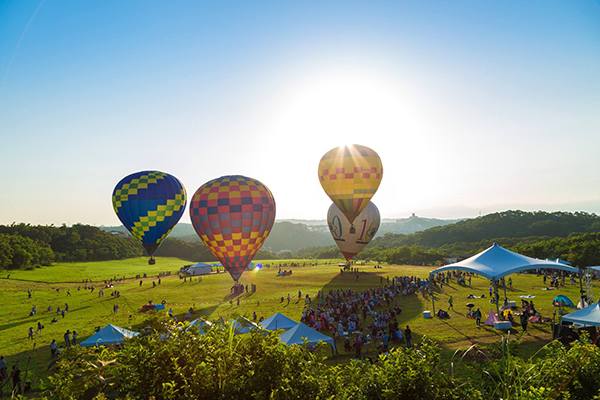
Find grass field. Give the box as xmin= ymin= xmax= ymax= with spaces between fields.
xmin=0 ymin=257 xmax=586 ymax=393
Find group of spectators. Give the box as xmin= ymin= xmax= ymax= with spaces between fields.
xmin=298 ymin=275 xmax=427 ymax=357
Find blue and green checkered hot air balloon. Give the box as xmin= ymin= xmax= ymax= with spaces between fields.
xmin=112 ymin=171 xmax=187 ymax=262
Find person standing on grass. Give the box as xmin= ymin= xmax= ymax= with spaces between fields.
xmin=448 ymin=296 xmax=454 ymax=310
xmin=520 ymin=313 xmax=528 ymax=332
xmin=28 ymin=327 xmax=34 ymax=340
xmin=355 ymin=335 xmax=363 ymax=359
xmin=50 ymin=340 xmax=57 ymax=357
xmin=64 ymin=330 xmax=70 ymax=347
xmin=404 ymin=325 xmax=412 ymax=348
xmin=0 ymin=356 xmax=7 ymax=382
xmin=11 ymin=364 xmax=21 ymax=394
xmin=475 ymin=308 xmax=482 ymax=327
xmin=72 ymin=331 xmax=77 ymax=346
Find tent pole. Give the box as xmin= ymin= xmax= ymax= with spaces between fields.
xmin=493 ymin=279 xmax=500 ymax=317
xmin=578 ymin=267 xmax=585 ymax=308
xmin=430 ymin=273 xmax=436 ymax=316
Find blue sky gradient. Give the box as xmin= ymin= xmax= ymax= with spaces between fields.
xmin=1 ymin=1 xmax=599 ymax=225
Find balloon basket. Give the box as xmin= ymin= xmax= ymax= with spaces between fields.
xmin=148 ymin=258 xmax=156 ymax=265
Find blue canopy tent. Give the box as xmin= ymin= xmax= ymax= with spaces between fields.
xmin=430 ymin=243 xmax=581 ymax=316
xmin=189 ymin=318 xmax=212 ymax=334
xmin=79 ymin=324 xmax=139 ymax=347
xmin=228 ymin=317 xmax=263 ymax=334
xmin=278 ymin=322 xmax=336 ymax=352
xmin=562 ymin=303 xmax=600 ymax=327
xmin=260 ymin=313 xmax=298 ymax=331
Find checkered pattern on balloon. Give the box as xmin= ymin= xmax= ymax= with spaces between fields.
xmin=189 ymin=175 xmax=276 ymax=282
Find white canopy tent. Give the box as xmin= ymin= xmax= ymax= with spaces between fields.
xmin=430 ymin=243 xmax=581 ymax=315
xmin=79 ymin=324 xmax=139 ymax=347
xmin=431 ymin=243 xmax=579 ymax=280
xmin=561 ymin=303 xmax=600 ymax=327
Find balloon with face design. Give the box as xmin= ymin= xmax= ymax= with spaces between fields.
xmin=327 ymin=201 xmax=380 ymax=261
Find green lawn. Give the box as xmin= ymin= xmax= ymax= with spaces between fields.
xmin=0 ymin=258 xmax=585 ymax=393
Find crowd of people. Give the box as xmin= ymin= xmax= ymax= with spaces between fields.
xmin=296 ymin=275 xmax=428 ymax=358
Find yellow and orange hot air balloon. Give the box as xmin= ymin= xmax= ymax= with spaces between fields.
xmin=318 ymin=144 xmax=383 ymax=229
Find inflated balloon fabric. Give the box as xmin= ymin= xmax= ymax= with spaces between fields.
xmin=189 ymin=175 xmax=276 ymax=282
xmin=112 ymin=171 xmax=187 ymax=256
xmin=318 ymin=144 xmax=383 ymax=225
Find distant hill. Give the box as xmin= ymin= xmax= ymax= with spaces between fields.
xmin=378 ymin=215 xmax=462 ymax=235
xmin=99 ymin=215 xmax=459 ymax=253
xmin=371 ymin=210 xmax=600 ymax=250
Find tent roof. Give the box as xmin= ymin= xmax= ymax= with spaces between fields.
xmin=189 ymin=262 xmax=212 ymax=267
xmin=278 ymin=322 xmax=335 ymax=350
xmin=430 ymin=243 xmax=579 ymax=280
xmin=189 ymin=318 xmax=212 ymax=333
xmin=228 ymin=317 xmax=262 ymax=334
xmin=80 ymin=324 xmax=139 ymax=347
xmin=553 ymin=295 xmax=573 ymax=303
xmin=259 ymin=313 xmax=298 ymax=331
xmin=562 ymin=303 xmax=600 ymax=327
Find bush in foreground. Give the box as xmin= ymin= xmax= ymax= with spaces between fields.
xmin=46 ymin=317 xmax=476 ymax=400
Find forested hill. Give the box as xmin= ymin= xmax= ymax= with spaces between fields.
xmin=371 ymin=210 xmax=600 ymax=250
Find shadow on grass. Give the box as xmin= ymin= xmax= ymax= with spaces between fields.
xmin=0 ymin=306 xmax=92 ymax=333
xmin=223 ymin=291 xmax=254 ymax=302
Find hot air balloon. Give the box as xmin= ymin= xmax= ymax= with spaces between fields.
xmin=189 ymin=175 xmax=276 ymax=283
xmin=112 ymin=171 xmax=187 ymax=264
xmin=318 ymin=144 xmax=383 ymax=232
xmin=327 ymin=201 xmax=380 ymax=261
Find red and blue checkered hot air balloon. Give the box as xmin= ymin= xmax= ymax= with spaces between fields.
xmin=189 ymin=175 xmax=276 ymax=283
xmin=112 ymin=171 xmax=187 ymax=263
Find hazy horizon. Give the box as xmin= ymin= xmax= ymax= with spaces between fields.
xmin=1 ymin=1 xmax=599 ymax=226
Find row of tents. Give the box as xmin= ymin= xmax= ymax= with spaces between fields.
xmin=80 ymin=313 xmax=335 ymax=350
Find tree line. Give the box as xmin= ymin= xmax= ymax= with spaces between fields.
xmin=0 ymin=224 xmax=142 ymax=269
xmin=4 ymin=210 xmax=600 ymax=270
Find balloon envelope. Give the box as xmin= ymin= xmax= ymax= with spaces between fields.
xmin=318 ymin=144 xmax=383 ymax=225
xmin=327 ymin=201 xmax=380 ymax=261
xmin=112 ymin=171 xmax=187 ymax=256
xmin=189 ymin=175 xmax=276 ymax=282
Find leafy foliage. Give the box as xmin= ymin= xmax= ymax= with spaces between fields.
xmin=0 ymin=223 xmax=142 ymax=268
xmin=46 ymin=320 xmax=478 ymax=400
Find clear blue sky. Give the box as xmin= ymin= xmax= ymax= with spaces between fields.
xmin=1 ymin=0 xmax=599 ymax=226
